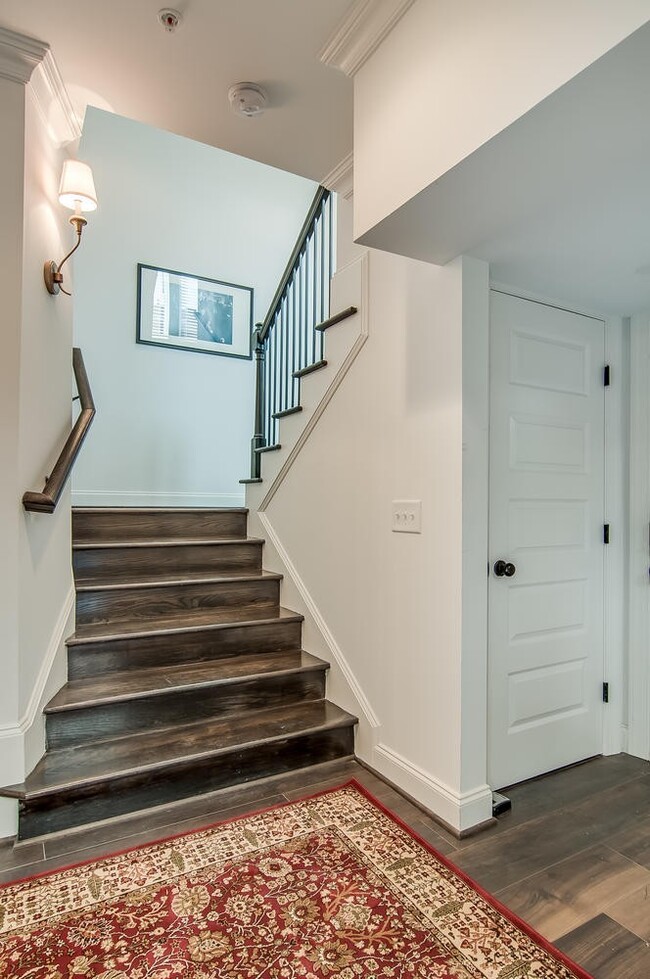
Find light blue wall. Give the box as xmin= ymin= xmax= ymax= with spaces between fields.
xmin=73 ymin=108 xmax=316 ymax=506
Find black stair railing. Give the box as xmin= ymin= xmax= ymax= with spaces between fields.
xmin=245 ymin=187 xmax=334 ymax=480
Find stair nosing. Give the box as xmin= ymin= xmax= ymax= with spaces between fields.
xmin=18 ymin=706 xmax=358 ymax=800
xmin=72 ymin=507 xmax=249 ymax=514
xmin=73 ymin=537 xmax=264 ymax=550
xmin=45 ymin=653 xmax=330 ymax=713
xmin=74 ymin=571 xmax=281 ymax=593
xmin=293 ymin=359 xmax=328 ymax=378
xmin=66 ymin=607 xmax=305 ymax=646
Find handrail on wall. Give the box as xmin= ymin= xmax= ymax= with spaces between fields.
xmin=22 ymin=348 xmax=96 ymax=514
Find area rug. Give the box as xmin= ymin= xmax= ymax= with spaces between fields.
xmin=0 ymin=780 xmax=591 ymax=979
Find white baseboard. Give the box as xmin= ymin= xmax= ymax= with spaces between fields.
xmin=72 ymin=491 xmax=245 ymax=508
xmin=258 ymin=511 xmax=379 ymax=731
xmin=0 ymin=586 xmax=74 ymax=839
xmin=373 ymin=743 xmax=493 ymax=833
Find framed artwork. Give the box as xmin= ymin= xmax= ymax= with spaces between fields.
xmin=136 ymin=264 xmax=253 ymax=359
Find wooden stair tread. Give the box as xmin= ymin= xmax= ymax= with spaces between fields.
xmin=68 ymin=606 xmax=304 ymax=645
xmin=7 ymin=702 xmax=357 ymax=800
xmin=46 ymin=651 xmax=328 ymax=711
xmin=75 ymin=570 xmax=281 ymax=592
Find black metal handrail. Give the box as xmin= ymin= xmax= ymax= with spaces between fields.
xmin=245 ymin=187 xmax=334 ymax=480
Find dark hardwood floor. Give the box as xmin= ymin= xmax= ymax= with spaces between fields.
xmin=2 ymin=753 xmax=649 ymax=977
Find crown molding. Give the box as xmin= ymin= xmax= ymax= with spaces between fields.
xmin=321 ymin=151 xmax=353 ymax=199
xmin=29 ymin=49 xmax=82 ymax=146
xmin=0 ymin=26 xmax=49 ymax=85
xmin=320 ymin=0 xmax=415 ymax=77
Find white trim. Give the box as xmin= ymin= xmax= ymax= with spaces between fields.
xmin=319 ymin=0 xmax=415 ymax=77
xmin=258 ymin=511 xmax=379 ymax=729
xmin=602 ymin=317 xmax=626 ymax=755
xmin=259 ymin=253 xmax=369 ymax=511
xmin=0 ymin=27 xmax=48 ymax=85
xmin=321 ymin=153 xmax=354 ymax=200
xmin=28 ymin=50 xmax=81 ymax=146
xmin=373 ymin=743 xmax=493 ymax=833
xmin=0 ymin=586 xmax=74 ymax=740
xmin=71 ymin=491 xmax=245 ymax=508
xmin=628 ymin=315 xmax=650 ymax=759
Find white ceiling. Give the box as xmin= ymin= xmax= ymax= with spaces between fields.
xmin=0 ymin=0 xmax=354 ymax=182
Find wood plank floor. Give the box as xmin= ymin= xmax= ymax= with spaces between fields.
xmin=2 ymin=753 xmax=649 ymax=977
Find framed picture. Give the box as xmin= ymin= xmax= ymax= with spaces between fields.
xmin=136 ymin=264 xmax=253 ymax=360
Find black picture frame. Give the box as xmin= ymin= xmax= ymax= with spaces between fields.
xmin=136 ymin=263 xmax=253 ymax=360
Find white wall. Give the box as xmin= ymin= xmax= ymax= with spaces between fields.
xmin=0 ymin=78 xmax=26 ymax=813
xmin=247 ymin=197 xmax=492 ymax=831
xmin=0 ymin=56 xmax=74 ymax=837
xmin=353 ymin=0 xmax=650 ymax=239
xmin=73 ymin=109 xmax=316 ymax=507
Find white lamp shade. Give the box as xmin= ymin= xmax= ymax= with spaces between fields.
xmin=58 ymin=160 xmax=97 ymax=212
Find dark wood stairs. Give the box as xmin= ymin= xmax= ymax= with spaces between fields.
xmin=1 ymin=507 xmax=356 ymax=841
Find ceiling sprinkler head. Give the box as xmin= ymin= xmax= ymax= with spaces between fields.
xmin=158 ymin=8 xmax=182 ymax=32
xmin=228 ymin=83 xmax=268 ymax=118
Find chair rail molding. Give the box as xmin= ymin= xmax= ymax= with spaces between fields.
xmin=0 ymin=26 xmax=48 ymax=85
xmin=319 ymin=0 xmax=415 ymax=77
xmin=258 ymin=252 xmax=369 ymax=511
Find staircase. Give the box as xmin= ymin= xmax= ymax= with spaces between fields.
xmin=2 ymin=507 xmax=356 ymax=841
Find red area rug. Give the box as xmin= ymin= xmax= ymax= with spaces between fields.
xmin=0 ymin=780 xmax=591 ymax=978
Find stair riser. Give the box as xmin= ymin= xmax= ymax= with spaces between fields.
xmin=17 ymin=726 xmax=355 ymax=840
xmin=68 ymin=620 xmax=304 ymax=679
xmin=46 ymin=670 xmax=327 ymax=749
xmin=73 ymin=542 xmax=263 ymax=584
xmin=73 ymin=510 xmax=248 ymax=543
xmin=76 ymin=579 xmax=280 ymax=627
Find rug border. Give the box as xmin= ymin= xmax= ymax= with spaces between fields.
xmin=1 ymin=778 xmax=593 ymax=979
xmin=348 ymin=779 xmax=594 ymax=979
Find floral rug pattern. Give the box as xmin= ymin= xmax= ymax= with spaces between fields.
xmin=0 ymin=782 xmax=589 ymax=978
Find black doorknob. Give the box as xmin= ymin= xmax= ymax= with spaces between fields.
xmin=494 ymin=560 xmax=516 ymax=578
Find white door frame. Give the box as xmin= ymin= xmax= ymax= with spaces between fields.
xmin=481 ymin=287 xmax=626 ymax=777
xmin=627 ymin=315 xmax=650 ymax=760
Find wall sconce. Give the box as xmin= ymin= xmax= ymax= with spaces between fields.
xmin=44 ymin=160 xmax=98 ymax=296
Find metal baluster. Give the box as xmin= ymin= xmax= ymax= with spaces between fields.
xmin=319 ymin=207 xmax=326 ymax=360
xmin=311 ymin=231 xmax=317 ymax=365
xmin=279 ymin=298 xmax=285 ymax=416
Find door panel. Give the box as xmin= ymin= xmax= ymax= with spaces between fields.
xmin=488 ymin=292 xmax=604 ymax=788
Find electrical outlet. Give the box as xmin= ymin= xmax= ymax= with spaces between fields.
xmin=392 ymin=500 xmax=422 ymax=534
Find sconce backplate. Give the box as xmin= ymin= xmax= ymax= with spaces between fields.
xmin=44 ymin=260 xmax=61 ymax=295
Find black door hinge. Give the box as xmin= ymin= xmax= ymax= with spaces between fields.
xmin=603 ymin=682 xmax=609 ymax=703
xmin=603 ymin=364 xmax=611 ymax=386
xmin=604 ymin=524 xmax=610 ymax=544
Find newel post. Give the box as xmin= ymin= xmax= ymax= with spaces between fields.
xmin=250 ymin=325 xmax=266 ymax=479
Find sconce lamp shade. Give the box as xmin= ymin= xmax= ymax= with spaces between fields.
xmin=58 ymin=160 xmax=97 ymax=212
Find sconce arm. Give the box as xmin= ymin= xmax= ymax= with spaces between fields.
xmin=44 ymin=214 xmax=87 ymax=297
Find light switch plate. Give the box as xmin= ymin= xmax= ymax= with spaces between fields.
xmin=392 ymin=500 xmax=422 ymax=533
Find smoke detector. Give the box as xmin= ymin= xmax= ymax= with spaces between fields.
xmin=158 ymin=8 xmax=182 ymax=32
xmin=228 ymin=83 xmax=268 ymax=118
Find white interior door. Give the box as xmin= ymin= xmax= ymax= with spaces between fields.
xmin=488 ymin=291 xmax=605 ymax=789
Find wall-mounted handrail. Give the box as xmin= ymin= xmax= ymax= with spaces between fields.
xmin=23 ymin=348 xmax=96 ymax=514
